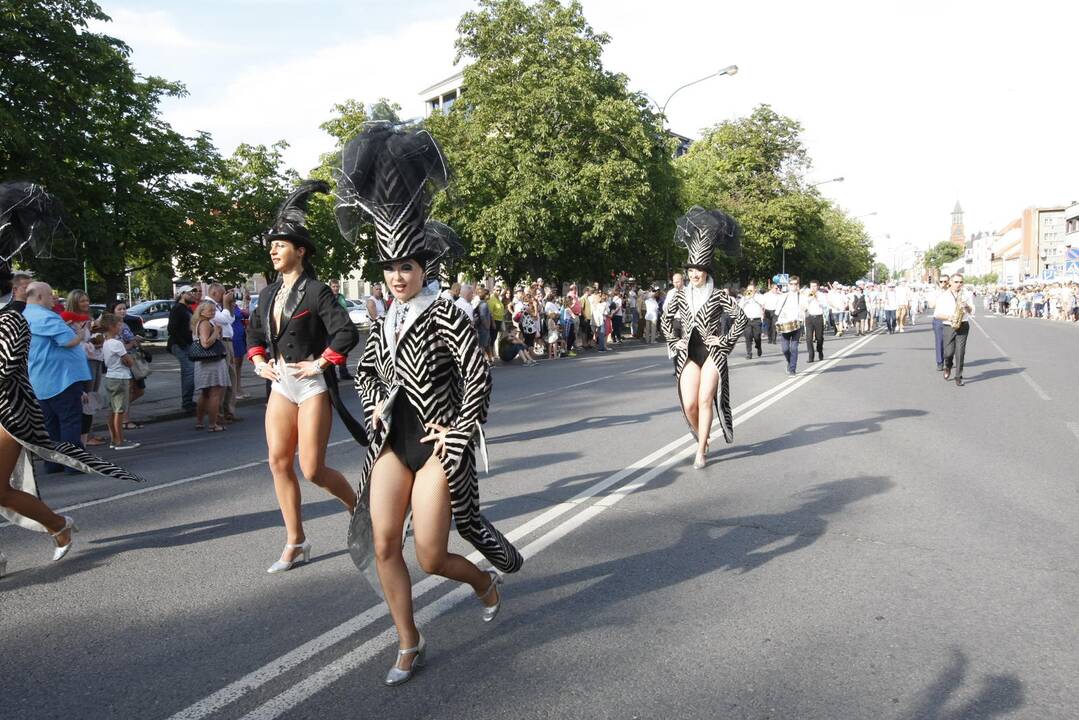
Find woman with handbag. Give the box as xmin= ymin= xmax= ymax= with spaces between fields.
xmin=337 ymin=124 xmax=523 ymax=686
xmin=661 ymin=207 xmax=747 ymax=469
xmin=191 ymin=299 xmax=230 ymax=432
xmin=246 ymin=180 xmax=362 ymax=574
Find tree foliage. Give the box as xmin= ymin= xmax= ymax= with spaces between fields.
xmin=923 ymin=240 xmax=964 ymax=270
xmin=677 ymin=105 xmax=872 ymax=285
xmin=424 ymin=0 xmax=679 ymax=286
xmin=0 ymin=0 xmax=218 ymax=300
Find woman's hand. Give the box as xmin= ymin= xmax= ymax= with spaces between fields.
xmin=255 ymin=359 xmax=280 ymax=382
xmin=703 ymin=335 xmax=725 ymax=348
xmin=420 ymin=422 xmax=450 ymax=460
xmin=287 ymin=359 xmax=324 ymax=379
xmin=674 ymin=337 xmax=689 ymax=352
xmin=372 ymin=400 xmax=385 ymax=432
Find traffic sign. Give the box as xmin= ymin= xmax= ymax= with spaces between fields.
xmin=772 ymin=273 xmax=789 ymax=285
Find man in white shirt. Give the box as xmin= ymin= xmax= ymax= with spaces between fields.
xmin=882 ymin=283 xmax=899 ymax=334
xmin=803 ymin=280 xmax=826 ymax=362
xmin=366 ymin=284 xmax=387 ymax=324
xmin=643 ymin=291 xmax=659 ymax=343
xmin=738 ymin=283 xmax=765 ymax=359
xmin=895 ymin=282 xmax=911 ymax=331
xmin=829 ymin=284 xmax=848 ymax=336
xmin=927 ymin=277 xmax=949 ymax=370
xmin=775 ymin=276 xmax=807 ymax=375
xmin=933 ymin=274 xmax=975 ymax=386
xmin=762 ymin=283 xmax=782 ymax=344
xmin=454 ymin=284 xmax=476 ymax=325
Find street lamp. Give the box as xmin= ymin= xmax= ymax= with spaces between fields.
xmin=855 ymin=211 xmax=877 ymax=220
xmin=808 ymin=177 xmax=844 ymax=189
xmin=660 ymin=65 xmax=738 ymax=116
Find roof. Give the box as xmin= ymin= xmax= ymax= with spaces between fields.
xmin=953 ymin=201 xmax=963 ymax=214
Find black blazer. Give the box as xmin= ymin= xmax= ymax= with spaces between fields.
xmin=246 ymin=276 xmax=358 ymax=366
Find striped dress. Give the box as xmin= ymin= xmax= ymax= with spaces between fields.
xmin=346 ymin=294 xmax=522 ymax=589
xmin=0 ymin=307 xmax=144 ymax=531
xmin=660 ymin=287 xmax=748 ymax=443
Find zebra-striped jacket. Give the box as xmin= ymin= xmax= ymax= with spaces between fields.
xmin=0 ymin=307 xmax=143 ymax=532
xmin=346 ymin=294 xmax=523 ymax=581
xmin=660 ymin=287 xmax=747 ymax=444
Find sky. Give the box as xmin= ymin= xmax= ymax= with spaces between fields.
xmin=91 ymin=0 xmax=1079 ymax=267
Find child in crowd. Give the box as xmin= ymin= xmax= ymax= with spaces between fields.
xmin=99 ymin=313 xmax=140 ymax=450
xmin=546 ymin=311 xmax=562 ymax=359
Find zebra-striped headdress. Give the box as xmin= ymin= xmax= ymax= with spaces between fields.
xmin=334 ymin=123 xmax=449 ymax=264
xmin=0 ymin=182 xmax=66 ymax=264
xmin=423 ymin=220 xmax=465 ymax=285
xmin=675 ymin=206 xmax=742 ymax=271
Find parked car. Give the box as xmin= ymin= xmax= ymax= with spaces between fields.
xmin=128 ymin=298 xmax=174 ymax=341
xmin=346 ymin=298 xmax=372 ymax=330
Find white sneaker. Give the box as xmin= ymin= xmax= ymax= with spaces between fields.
xmin=110 ymin=440 xmax=141 ymax=450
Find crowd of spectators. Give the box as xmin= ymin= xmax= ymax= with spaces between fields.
xmin=981 ymin=283 xmax=1079 ymax=321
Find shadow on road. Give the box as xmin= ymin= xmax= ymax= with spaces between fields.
xmin=902 ymin=648 xmax=1024 ymax=719
xmin=714 ymin=409 xmax=928 ymax=461
xmin=961 ymin=367 xmax=1022 ymax=385
xmin=962 ymin=356 xmax=1007 ymax=368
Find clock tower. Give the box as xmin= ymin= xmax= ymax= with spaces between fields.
xmin=950 ymin=201 xmax=965 ymax=247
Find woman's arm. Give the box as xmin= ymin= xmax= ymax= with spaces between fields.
xmin=355 ymin=323 xmax=387 ymax=433
xmin=316 ymin=283 xmax=358 ymax=368
xmin=198 ymin=320 xmax=218 ymax=348
xmin=710 ymin=292 xmax=747 ymax=352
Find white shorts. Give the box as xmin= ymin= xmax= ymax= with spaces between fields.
xmin=270 ymin=362 xmax=328 ymax=405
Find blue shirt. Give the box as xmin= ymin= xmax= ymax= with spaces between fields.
xmin=24 ymin=303 xmax=91 ymax=400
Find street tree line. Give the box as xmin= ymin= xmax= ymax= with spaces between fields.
xmin=1 ymin=0 xmax=875 ymax=301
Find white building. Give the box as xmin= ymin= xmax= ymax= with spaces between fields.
xmin=1064 ymin=202 xmax=1079 ymax=276
xmin=421 ymin=71 xmax=465 ymax=117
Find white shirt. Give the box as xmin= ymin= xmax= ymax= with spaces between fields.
xmin=738 ymin=293 xmax=765 ymax=320
xmin=895 ymin=286 xmax=910 ymax=305
xmin=933 ymin=289 xmax=975 ymax=321
xmin=368 ymin=295 xmax=386 ymax=319
xmin=102 ymin=337 xmax=132 ymax=379
xmin=883 ymin=289 xmax=898 ymax=311
xmin=644 ymin=297 xmax=659 ymax=322
xmin=804 ymin=290 xmax=824 ymax=316
xmin=774 ymin=291 xmax=804 ymax=324
xmin=454 ymin=297 xmax=476 ymax=325
xmin=830 ymin=291 xmax=848 ymax=311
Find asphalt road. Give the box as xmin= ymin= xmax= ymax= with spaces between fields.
xmin=2 ymin=315 xmax=1077 ymax=719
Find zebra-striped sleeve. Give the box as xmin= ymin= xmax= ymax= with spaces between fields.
xmin=355 ymin=322 xmax=387 ymax=435
xmin=719 ymin=291 xmax=747 ymax=353
xmin=435 ymin=302 xmax=491 ymax=476
xmin=0 ymin=312 xmax=28 ymax=380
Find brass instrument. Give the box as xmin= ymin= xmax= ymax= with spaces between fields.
xmin=950 ymin=291 xmax=966 ymax=329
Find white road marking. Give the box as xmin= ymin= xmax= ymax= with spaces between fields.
xmin=1067 ymin=422 xmax=1079 ymax=441
xmin=970 ymin=319 xmax=1050 ymax=401
xmin=171 ymin=330 xmax=882 ymax=720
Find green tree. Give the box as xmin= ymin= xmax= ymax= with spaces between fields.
xmin=677 ymin=104 xmax=871 ymax=284
xmin=871 ymin=262 xmax=890 ymax=283
xmin=423 ymin=0 xmax=679 ymax=285
xmin=923 ymin=240 xmax=963 ymax=272
xmin=1 ymin=0 xmax=219 ymax=300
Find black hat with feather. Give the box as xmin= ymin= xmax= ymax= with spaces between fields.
xmin=423 ymin=220 xmax=465 ymax=286
xmin=675 ymin=206 xmax=742 ymax=272
xmin=333 ymin=123 xmax=449 ymax=265
xmin=1 ymin=182 xmax=66 ymax=294
xmin=265 ymin=179 xmax=329 ymax=258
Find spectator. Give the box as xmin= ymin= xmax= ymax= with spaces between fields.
xmin=108 ymin=300 xmax=145 ymax=429
xmin=454 ymin=283 xmax=476 ymax=325
xmin=207 ymin=283 xmax=241 ymax=424
xmin=610 ymin=289 xmax=624 ymax=344
xmin=546 ymin=311 xmax=562 ymax=359
xmin=579 ymin=288 xmax=593 ymax=349
xmin=644 ymin=290 xmax=659 ymax=343
xmin=499 ymin=323 xmax=537 ymax=366
xmin=560 ymin=295 xmax=577 ymax=357
xmin=487 ymin=285 xmax=505 ymax=351
xmin=591 ymin=290 xmax=609 ymax=351
xmin=24 ymin=282 xmax=91 ymax=473
xmin=3 ymin=269 xmax=33 ymax=312
xmin=228 ymin=291 xmax=249 ymax=399
xmin=167 ymin=286 xmax=197 ymax=413
xmin=98 ymin=313 xmax=140 ymax=450
xmin=63 ymin=289 xmax=106 ymax=447
xmin=366 ymin=283 xmax=387 ymax=324
xmin=191 ymin=299 xmax=230 ymax=432
xmin=627 ymin=283 xmax=639 ymax=338
xmin=475 ymin=287 xmax=495 ymax=363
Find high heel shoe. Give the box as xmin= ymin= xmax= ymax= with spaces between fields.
xmin=384 ymin=634 xmax=425 ymax=686
xmin=267 ymin=539 xmax=311 ymax=574
xmin=693 ymin=454 xmax=707 ymax=470
xmin=478 ymin=569 xmax=503 ymax=623
xmin=0 ymin=551 xmax=7 ymax=578
xmin=51 ymin=515 xmax=78 ymax=561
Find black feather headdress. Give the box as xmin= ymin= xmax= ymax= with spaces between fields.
xmin=0 ymin=181 xmax=66 ymax=264
xmin=266 ymin=179 xmax=330 ymax=256
xmin=423 ymin=220 xmax=465 ymax=285
xmin=674 ymin=206 xmax=742 ymax=271
xmin=334 ymin=123 xmax=449 ymax=264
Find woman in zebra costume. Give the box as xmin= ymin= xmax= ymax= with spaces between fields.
xmin=0 ymin=182 xmax=143 ymax=577
xmin=336 ymin=124 xmax=523 ymax=686
xmin=661 ymin=206 xmax=748 ymax=470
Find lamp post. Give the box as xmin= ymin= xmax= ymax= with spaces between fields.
xmin=855 ymin=211 xmax=877 ymax=220
xmin=659 ymin=65 xmax=738 ymax=117
xmin=808 ymin=177 xmax=844 ymax=189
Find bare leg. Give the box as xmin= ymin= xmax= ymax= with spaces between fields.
xmin=696 ymin=358 xmax=721 ymax=460
xmin=195 ymin=388 xmax=206 ymax=427
xmin=678 ymin=361 xmax=702 ymax=436
xmin=0 ymin=428 xmax=68 ymax=542
xmin=206 ymin=387 xmax=224 ymax=429
xmin=369 ymin=447 xmax=420 ymax=670
xmin=265 ymin=392 xmax=303 ymax=562
xmin=411 ymin=452 xmax=491 ymax=596
xmin=296 ymin=392 xmax=356 ymax=512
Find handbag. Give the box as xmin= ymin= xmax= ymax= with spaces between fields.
xmin=188 ymin=338 xmax=226 ymax=362
xmin=129 ymin=354 xmax=153 ymax=380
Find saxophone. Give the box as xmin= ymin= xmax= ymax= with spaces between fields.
xmin=950 ymin=290 xmax=965 ymax=329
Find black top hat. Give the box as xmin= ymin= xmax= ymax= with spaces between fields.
xmin=334 ymin=123 xmax=449 ymax=265
xmin=675 ymin=206 xmax=741 ymax=271
xmin=265 ymin=180 xmax=329 ymax=257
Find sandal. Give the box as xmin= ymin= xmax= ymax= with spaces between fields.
xmin=123 ymin=421 xmax=144 ymax=430
xmin=85 ymin=436 xmax=107 ymax=446
xmin=208 ymin=425 xmax=226 ymax=433
xmin=194 ymin=423 xmax=205 ymax=430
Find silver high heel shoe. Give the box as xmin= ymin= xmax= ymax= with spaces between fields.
xmin=384 ymin=634 xmax=425 ymax=686
xmin=51 ymin=515 xmax=78 ymax=561
xmin=267 ymin=539 xmax=311 ymax=574
xmin=478 ymin=569 xmax=503 ymax=623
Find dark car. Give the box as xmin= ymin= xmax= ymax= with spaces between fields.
xmin=127 ymin=298 xmax=174 ymax=341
